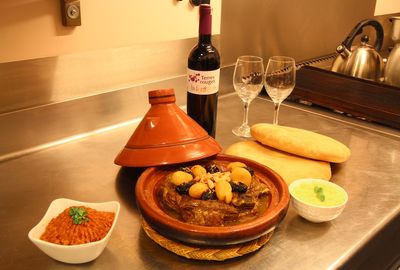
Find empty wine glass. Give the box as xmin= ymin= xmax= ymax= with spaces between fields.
xmin=232 ymin=56 xmax=264 ymax=137
xmin=264 ymin=56 xmax=296 ymax=125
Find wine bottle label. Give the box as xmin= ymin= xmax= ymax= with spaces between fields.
xmin=187 ymin=68 xmax=220 ymax=95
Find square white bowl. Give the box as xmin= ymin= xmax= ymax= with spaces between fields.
xmin=28 ymin=198 xmax=120 ymax=264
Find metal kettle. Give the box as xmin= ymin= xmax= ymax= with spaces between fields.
xmin=331 ymin=19 xmax=384 ymax=81
xmin=384 ymin=16 xmax=400 ymax=87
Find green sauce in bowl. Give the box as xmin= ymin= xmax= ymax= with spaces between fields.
xmin=290 ymin=180 xmax=347 ymax=207
xmin=292 ymin=182 xmax=346 ymax=206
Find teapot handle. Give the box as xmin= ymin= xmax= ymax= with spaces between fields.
xmin=341 ymin=19 xmax=384 ymax=51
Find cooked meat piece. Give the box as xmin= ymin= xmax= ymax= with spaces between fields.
xmin=232 ymin=193 xmax=256 ymax=210
xmin=179 ymin=197 xmax=239 ymax=226
xmin=159 ymin=182 xmax=183 ymax=214
xmin=246 ymin=177 xmax=270 ymax=198
xmin=159 ymin=181 xmax=239 ymax=226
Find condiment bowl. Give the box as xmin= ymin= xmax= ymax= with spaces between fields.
xmin=135 ymin=154 xmax=290 ymax=246
xmin=28 ymin=198 xmax=120 ymax=264
xmin=289 ymin=178 xmax=348 ymax=223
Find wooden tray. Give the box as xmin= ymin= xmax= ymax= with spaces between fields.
xmin=290 ymin=66 xmax=400 ymax=129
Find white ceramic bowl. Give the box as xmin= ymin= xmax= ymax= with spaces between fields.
xmin=28 ymin=198 xmax=120 ymax=264
xmin=289 ymin=178 xmax=348 ymax=223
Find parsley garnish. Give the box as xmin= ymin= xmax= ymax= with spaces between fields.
xmin=69 ymin=207 xmax=89 ymax=224
xmin=314 ymin=186 xmax=325 ymax=202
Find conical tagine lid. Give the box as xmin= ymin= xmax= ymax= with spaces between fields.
xmin=114 ymin=89 xmax=222 ymax=167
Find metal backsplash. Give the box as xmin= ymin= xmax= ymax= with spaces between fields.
xmin=0 ymin=65 xmax=235 ymax=162
xmin=0 ymin=37 xmax=222 ymax=114
xmin=220 ymin=0 xmax=380 ymax=65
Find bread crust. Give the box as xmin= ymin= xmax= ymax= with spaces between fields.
xmin=225 ymin=141 xmax=331 ymax=185
xmin=251 ymin=124 xmax=351 ymax=163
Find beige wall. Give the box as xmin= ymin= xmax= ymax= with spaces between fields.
xmin=375 ymin=0 xmax=400 ymax=15
xmin=0 ymin=0 xmax=221 ymax=63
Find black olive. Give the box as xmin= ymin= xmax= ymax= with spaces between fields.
xmin=230 ymin=181 xmax=248 ymax=193
xmin=178 ymin=167 xmax=194 ymax=176
xmin=205 ymin=163 xmax=220 ymax=174
xmin=175 ymin=180 xmax=195 ymax=195
xmin=246 ymin=166 xmax=254 ymax=176
xmin=201 ymin=190 xmax=217 ymax=200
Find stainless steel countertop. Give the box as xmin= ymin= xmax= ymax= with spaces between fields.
xmin=1 ymin=93 xmax=400 ymax=269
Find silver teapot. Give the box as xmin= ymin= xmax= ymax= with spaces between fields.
xmin=331 ymin=19 xmax=384 ymax=82
xmin=384 ymin=16 xmax=400 ymax=87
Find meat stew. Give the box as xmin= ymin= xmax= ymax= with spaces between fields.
xmin=158 ymin=161 xmax=271 ymax=226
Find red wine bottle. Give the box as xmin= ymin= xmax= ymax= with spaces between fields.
xmin=187 ymin=4 xmax=220 ymax=138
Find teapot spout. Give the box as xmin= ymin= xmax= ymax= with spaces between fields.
xmin=336 ymin=44 xmax=351 ymax=58
xmin=331 ymin=44 xmax=351 ymax=73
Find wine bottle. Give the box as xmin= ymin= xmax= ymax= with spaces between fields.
xmin=187 ymin=3 xmax=220 ymax=138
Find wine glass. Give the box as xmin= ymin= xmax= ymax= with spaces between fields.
xmin=232 ymin=56 xmax=264 ymax=137
xmin=264 ymin=56 xmax=296 ymax=125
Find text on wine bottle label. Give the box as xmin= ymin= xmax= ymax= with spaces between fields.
xmin=187 ymin=68 xmax=220 ymax=95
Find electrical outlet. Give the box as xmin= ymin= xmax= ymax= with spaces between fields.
xmin=60 ymin=0 xmax=81 ymax=27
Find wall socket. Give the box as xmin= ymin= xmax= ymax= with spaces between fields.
xmin=60 ymin=0 xmax=81 ymax=27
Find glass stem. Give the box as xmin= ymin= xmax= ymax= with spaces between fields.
xmin=242 ymin=101 xmax=250 ymax=127
xmin=273 ymin=102 xmax=280 ymax=125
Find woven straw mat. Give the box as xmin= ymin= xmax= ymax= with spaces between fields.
xmin=141 ymin=219 xmax=273 ymax=261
